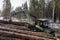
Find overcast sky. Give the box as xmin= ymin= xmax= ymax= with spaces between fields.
xmin=0 ymin=0 xmax=29 ymax=10
xmin=0 ymin=0 xmax=50 ymax=11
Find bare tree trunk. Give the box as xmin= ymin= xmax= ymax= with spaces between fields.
xmin=52 ymin=0 xmax=55 ymax=22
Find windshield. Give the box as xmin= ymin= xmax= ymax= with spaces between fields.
xmin=43 ymin=22 xmax=48 ymax=26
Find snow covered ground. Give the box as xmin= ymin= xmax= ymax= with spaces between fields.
xmin=49 ymin=23 xmax=60 ymax=29
xmin=0 ymin=17 xmax=60 ymax=29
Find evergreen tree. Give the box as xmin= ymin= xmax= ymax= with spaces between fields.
xmin=38 ymin=0 xmax=45 ymax=18
xmin=2 ymin=0 xmax=11 ymax=19
xmin=29 ymin=0 xmax=45 ymax=20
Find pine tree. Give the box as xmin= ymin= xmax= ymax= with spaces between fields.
xmin=38 ymin=0 xmax=45 ymax=18
xmin=52 ymin=0 xmax=60 ymax=22
xmin=2 ymin=0 xmax=11 ymax=19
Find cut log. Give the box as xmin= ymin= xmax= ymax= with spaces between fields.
xmin=0 ymin=26 xmax=56 ymax=40
xmin=0 ymin=30 xmax=56 ymax=40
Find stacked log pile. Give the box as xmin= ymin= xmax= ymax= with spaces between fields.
xmin=0 ymin=24 xmax=56 ymax=40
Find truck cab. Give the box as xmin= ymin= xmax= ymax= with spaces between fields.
xmin=36 ymin=19 xmax=49 ymax=27
xmin=36 ymin=19 xmax=55 ymax=37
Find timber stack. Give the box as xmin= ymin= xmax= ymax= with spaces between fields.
xmin=0 ymin=20 xmax=56 ymax=40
